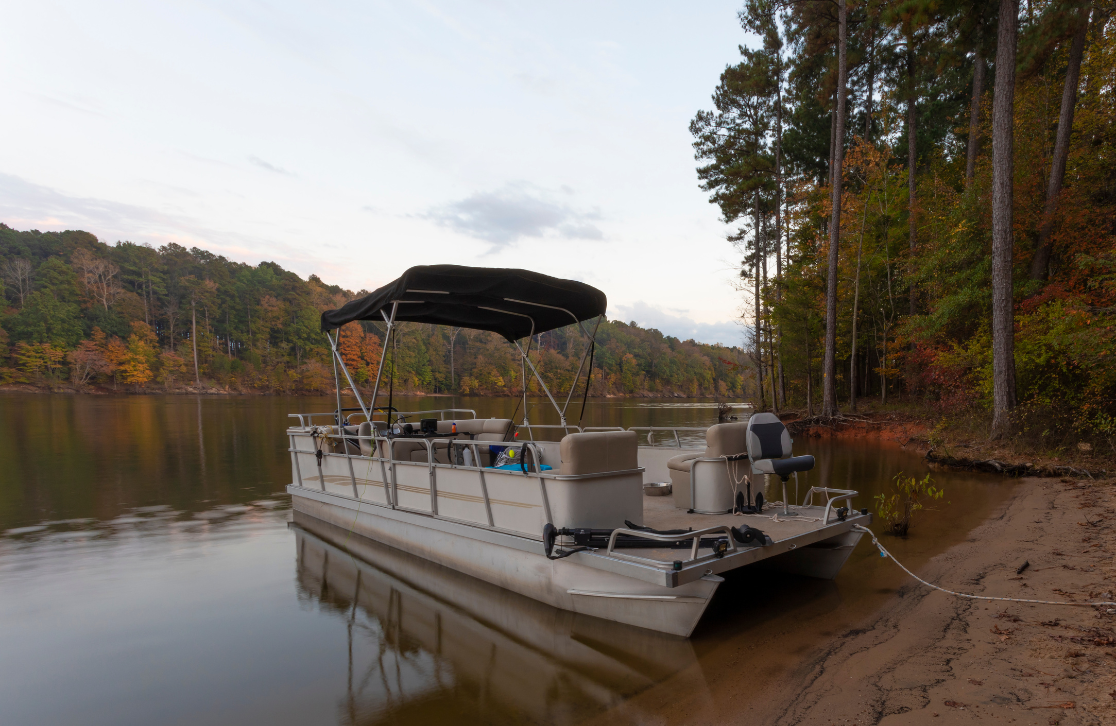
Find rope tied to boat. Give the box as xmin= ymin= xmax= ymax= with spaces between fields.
xmin=852 ymin=524 xmax=1116 ymax=612
xmin=310 ymin=425 xmax=331 ymax=465
xmin=722 ymin=455 xmax=748 ymax=515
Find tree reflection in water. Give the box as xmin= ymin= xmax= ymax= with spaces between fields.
xmin=293 ymin=512 xmax=704 ymax=725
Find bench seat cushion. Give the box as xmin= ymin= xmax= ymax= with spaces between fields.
xmin=666 ymin=453 xmax=701 ymax=472
xmin=559 ymin=431 xmax=638 ymax=475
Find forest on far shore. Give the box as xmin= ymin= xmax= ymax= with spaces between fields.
xmin=0 ymin=224 xmax=749 ymax=398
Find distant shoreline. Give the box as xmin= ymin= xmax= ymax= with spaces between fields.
xmin=0 ymin=383 xmax=729 ymax=400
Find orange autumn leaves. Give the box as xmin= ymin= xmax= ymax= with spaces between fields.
xmin=336 ymin=323 xmax=384 ymax=386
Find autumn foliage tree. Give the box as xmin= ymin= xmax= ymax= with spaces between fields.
xmin=692 ymin=0 xmax=1116 ymax=444
xmin=1 ymin=226 xmax=748 ymax=397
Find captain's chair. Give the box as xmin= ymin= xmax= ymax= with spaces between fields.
xmin=746 ymin=413 xmax=814 ymax=481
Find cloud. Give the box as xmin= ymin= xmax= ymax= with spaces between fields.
xmin=0 ymin=172 xmax=312 ymax=270
xmin=611 ymin=300 xmax=747 ymax=348
xmin=424 ymin=185 xmax=602 ymax=247
xmin=29 ymin=92 xmax=109 ymax=119
xmin=247 ymin=155 xmax=293 ymax=176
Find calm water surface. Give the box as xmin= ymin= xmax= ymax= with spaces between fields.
xmin=0 ymin=394 xmax=1015 ymax=725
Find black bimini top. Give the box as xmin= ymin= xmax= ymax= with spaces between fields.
xmin=320 ymin=265 xmax=607 ymax=341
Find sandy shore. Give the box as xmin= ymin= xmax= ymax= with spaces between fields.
xmin=592 ymin=477 xmax=1115 ymax=725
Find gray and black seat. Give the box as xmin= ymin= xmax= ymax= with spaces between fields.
xmin=746 ymin=412 xmax=814 ymax=481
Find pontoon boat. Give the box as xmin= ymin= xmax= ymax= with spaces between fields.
xmin=286 ymin=265 xmax=868 ymax=637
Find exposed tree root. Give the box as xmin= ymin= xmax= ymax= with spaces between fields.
xmin=925 ymin=448 xmax=1107 ymax=479
xmin=786 ymin=412 xmax=871 ymax=434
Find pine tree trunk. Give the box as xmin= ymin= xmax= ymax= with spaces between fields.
xmin=908 ymin=47 xmax=918 ymax=322
xmin=192 ymin=301 xmax=200 ymax=385
xmin=966 ymin=49 xmax=986 ymax=185
xmin=806 ymin=324 xmax=812 ymax=416
xmin=1029 ymin=6 xmax=1089 ymax=281
xmin=822 ymin=0 xmax=847 ymax=419
xmin=782 ymin=182 xmax=791 ymax=407
xmin=991 ymin=0 xmax=1019 ymax=439
xmin=865 ymin=24 xmax=875 ymax=143
xmin=850 ymin=199 xmax=867 ymax=411
xmin=754 ymin=197 xmax=765 ymax=410
xmin=881 ymin=333 xmax=887 ymax=404
xmin=761 ymin=213 xmax=776 ymax=413
xmin=828 ymin=102 xmax=837 ymax=188
xmin=775 ymin=58 xmax=786 ymax=409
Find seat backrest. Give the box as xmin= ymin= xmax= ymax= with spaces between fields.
xmin=476 ymin=418 xmax=514 ymax=441
xmin=746 ymin=412 xmax=792 ymax=462
xmin=704 ymin=422 xmax=748 ymax=457
xmin=434 ymin=418 xmax=513 ymax=440
xmin=357 ymin=421 xmax=374 ymax=457
xmin=559 ymin=430 xmax=638 ymax=475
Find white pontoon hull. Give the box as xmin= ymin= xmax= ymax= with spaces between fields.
xmin=287 ymin=414 xmax=868 ymax=638
xmin=290 ymin=486 xmax=721 ymax=637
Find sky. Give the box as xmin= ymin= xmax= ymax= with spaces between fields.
xmin=0 ymin=1 xmax=758 ymax=346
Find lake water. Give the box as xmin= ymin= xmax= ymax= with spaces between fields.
xmin=0 ymin=394 xmax=1015 ymax=725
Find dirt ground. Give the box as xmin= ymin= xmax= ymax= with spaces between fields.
xmin=787 ymin=410 xmax=1113 ymax=479
xmin=592 ymin=477 xmax=1116 ymax=726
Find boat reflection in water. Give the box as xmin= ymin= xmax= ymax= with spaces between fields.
xmin=292 ymin=511 xmax=706 ymax=725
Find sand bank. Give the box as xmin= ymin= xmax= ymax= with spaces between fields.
xmin=592 ymin=477 xmax=1115 ymax=725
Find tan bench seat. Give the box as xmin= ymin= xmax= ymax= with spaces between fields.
xmin=549 ymin=430 xmax=642 ymax=528
xmin=668 ymin=422 xmax=749 ymax=511
xmin=355 ymin=418 xmax=515 ymax=464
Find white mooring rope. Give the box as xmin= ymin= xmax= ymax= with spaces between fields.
xmin=851 ymin=525 xmax=1116 ymax=612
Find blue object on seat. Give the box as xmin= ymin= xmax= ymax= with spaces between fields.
xmin=492 ymin=463 xmax=552 ymax=472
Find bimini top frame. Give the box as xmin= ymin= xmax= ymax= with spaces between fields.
xmin=320 ymin=265 xmax=607 ymax=428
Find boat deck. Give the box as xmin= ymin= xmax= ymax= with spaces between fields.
xmin=565 ymin=493 xmax=870 ymax=587
xmin=643 ymin=492 xmax=850 ymax=537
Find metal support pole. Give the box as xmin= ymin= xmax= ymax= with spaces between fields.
xmin=561 ymin=315 xmax=602 ymax=418
xmin=368 ymin=302 xmax=399 ymax=419
xmin=329 ymin=331 xmax=344 ymax=428
xmin=290 ymin=434 xmax=304 ymax=488
xmin=516 ymin=341 xmax=564 ymax=426
xmin=781 ymin=478 xmax=798 ymax=516
xmin=520 ymin=334 xmax=530 ymax=428
xmin=327 ymin=330 xmax=370 ymax=421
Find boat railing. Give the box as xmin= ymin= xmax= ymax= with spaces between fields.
xmin=519 ymin=423 xmax=582 ymax=441
xmin=288 ymin=427 xmax=556 ymax=531
xmin=624 ymin=426 xmax=708 ymax=448
xmin=600 ymin=525 xmax=738 ymax=569
xmin=288 ymin=412 xmax=340 ymax=428
xmin=290 ymin=415 xmax=717 ymax=449
xmin=800 ymin=487 xmax=859 ymax=524
xmin=288 ymin=409 xmax=478 ymax=428
xmin=344 ymin=408 xmax=479 ymax=425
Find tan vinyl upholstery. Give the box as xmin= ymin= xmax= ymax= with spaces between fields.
xmin=357 ymin=418 xmax=514 ymax=465
xmin=667 ymin=422 xmax=750 ymax=510
xmin=435 ymin=418 xmax=514 ymax=441
xmin=391 ymin=439 xmax=428 ymax=462
xmin=357 ymin=422 xmax=375 ymax=457
xmin=666 ymin=454 xmax=699 ymax=472
xmin=665 ymin=422 xmax=748 ymax=473
xmin=558 ymin=430 xmax=638 ymax=475
xmin=336 ymin=425 xmax=361 ymax=455
xmin=705 ymin=422 xmax=748 ymax=457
